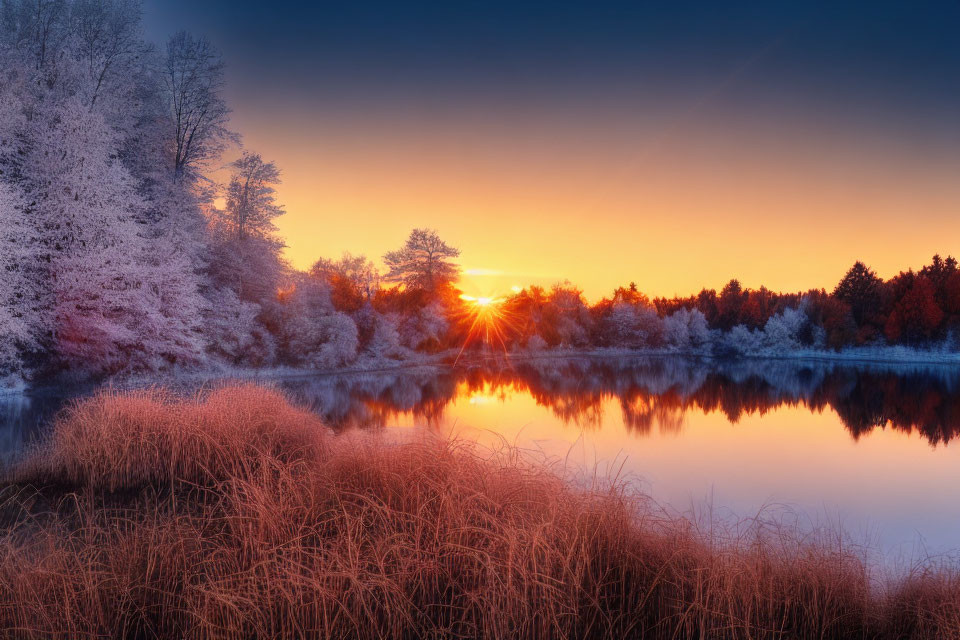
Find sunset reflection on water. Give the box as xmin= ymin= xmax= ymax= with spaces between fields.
xmin=278 ymin=356 xmax=960 ymax=559
xmin=3 ymin=356 xmax=959 ymax=559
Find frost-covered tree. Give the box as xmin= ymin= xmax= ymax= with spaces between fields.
xmin=208 ymin=151 xmax=287 ymax=307
xmin=1 ymin=0 xmax=146 ymax=127
xmin=222 ymin=152 xmax=283 ymax=240
xmin=716 ymin=306 xmax=816 ymax=357
xmin=663 ymin=308 xmax=710 ymax=351
xmin=202 ymin=287 xmax=275 ymax=366
xmin=634 ymin=307 xmax=663 ymax=347
xmin=606 ymin=304 xmax=638 ymax=347
xmin=205 ymin=231 xmax=286 ymax=366
xmin=383 ymin=228 xmax=460 ymax=293
xmin=20 ymin=97 xmax=204 ymax=374
xmin=723 ymin=324 xmax=763 ymax=357
xmin=308 ymin=314 xmax=359 ymax=368
xmin=601 ymin=302 xmax=662 ymax=349
xmin=364 ymin=312 xmax=404 ymax=360
xmin=0 ymin=0 xmax=216 ymax=380
xmin=0 ymin=0 xmax=72 ymax=81
xmin=761 ymin=307 xmax=811 ymax=354
xmin=163 ymin=31 xmax=235 ymax=180
xmin=70 ymin=0 xmax=146 ymax=109
xmin=396 ymin=302 xmax=449 ymax=351
xmin=277 ymin=278 xmax=359 ymax=368
xmin=603 ymin=304 xmax=653 ymax=348
xmin=0 ymin=182 xmax=34 ymax=387
xmin=525 ymin=334 xmax=548 ymax=351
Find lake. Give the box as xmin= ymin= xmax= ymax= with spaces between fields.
xmin=3 ymin=355 xmax=959 ymax=562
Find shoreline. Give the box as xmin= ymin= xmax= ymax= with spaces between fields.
xmin=7 ymin=345 xmax=960 ymax=398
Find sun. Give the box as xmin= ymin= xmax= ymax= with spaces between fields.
xmin=459 ymin=294 xmax=502 ymax=307
xmin=453 ymin=293 xmax=517 ymax=362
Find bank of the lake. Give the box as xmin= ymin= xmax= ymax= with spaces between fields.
xmin=7 ymin=342 xmax=960 ymax=401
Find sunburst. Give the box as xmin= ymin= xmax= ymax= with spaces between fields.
xmin=453 ymin=294 xmax=521 ymax=363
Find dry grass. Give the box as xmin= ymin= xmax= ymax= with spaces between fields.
xmin=0 ymin=385 xmax=956 ymax=639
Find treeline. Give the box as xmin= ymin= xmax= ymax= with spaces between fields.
xmin=443 ymin=254 xmax=960 ymax=357
xmin=1 ymin=1 xmax=957 ymax=391
xmin=304 ymin=250 xmax=960 ymax=361
xmin=654 ymin=256 xmax=960 ymax=349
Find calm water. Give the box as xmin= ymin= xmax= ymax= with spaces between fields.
xmin=3 ymin=355 xmax=960 ymax=560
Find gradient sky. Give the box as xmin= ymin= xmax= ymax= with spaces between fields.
xmin=144 ymin=1 xmax=960 ymax=300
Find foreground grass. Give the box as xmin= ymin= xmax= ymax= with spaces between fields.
xmin=0 ymin=387 xmax=956 ymax=639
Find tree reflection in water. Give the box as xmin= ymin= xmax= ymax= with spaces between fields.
xmin=3 ymin=357 xmax=960 ymax=463
xmin=279 ymin=357 xmax=960 ymax=446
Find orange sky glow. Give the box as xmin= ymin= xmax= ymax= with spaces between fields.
xmin=230 ymin=99 xmax=960 ymax=302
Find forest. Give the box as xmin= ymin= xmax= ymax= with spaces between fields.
xmin=2 ymin=0 xmax=959 ymax=392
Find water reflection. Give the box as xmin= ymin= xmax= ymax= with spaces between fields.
xmin=3 ymin=356 xmax=959 ymax=554
xmin=3 ymin=357 xmax=960 ymax=459
xmin=273 ymin=357 xmax=960 ymax=446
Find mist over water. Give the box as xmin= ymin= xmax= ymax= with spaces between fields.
xmin=4 ymin=355 xmax=960 ymax=560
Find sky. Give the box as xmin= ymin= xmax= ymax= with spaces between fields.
xmin=143 ymin=1 xmax=960 ymax=300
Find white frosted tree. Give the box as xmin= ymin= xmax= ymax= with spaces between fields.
xmin=277 ymin=278 xmax=359 ymax=368
xmin=724 ymin=325 xmax=763 ymax=357
xmin=222 ymin=152 xmax=283 ymax=241
xmin=133 ymin=227 xmax=208 ymax=369
xmin=16 ymin=96 xmax=205 ymax=375
xmin=663 ymin=308 xmax=711 ymax=351
xmin=686 ymin=309 xmax=711 ymax=347
xmin=605 ymin=303 xmax=663 ymax=348
xmin=396 ymin=302 xmax=449 ymax=351
xmin=163 ymin=31 xmax=235 ymax=180
xmin=201 ymin=151 xmax=288 ymax=365
xmin=761 ymin=307 xmax=810 ymax=354
xmin=365 ymin=313 xmax=404 ymax=360
xmin=0 ymin=182 xmax=34 ymax=387
xmin=383 ymin=228 xmax=460 ymax=293
xmin=309 ymin=314 xmax=359 ymax=368
xmin=525 ymin=334 xmax=548 ymax=351
xmin=202 ymin=287 xmax=275 ymax=366
xmin=0 ymin=0 xmax=72 ymax=84
xmin=606 ymin=304 xmax=639 ymax=347
xmin=208 ymin=152 xmax=287 ymax=305
xmin=635 ymin=307 xmax=663 ymax=347
xmin=0 ymin=0 xmax=215 ymax=379
xmin=70 ymin=0 xmax=147 ymax=111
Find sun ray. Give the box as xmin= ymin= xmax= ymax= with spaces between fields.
xmin=452 ymin=293 xmax=522 ymax=364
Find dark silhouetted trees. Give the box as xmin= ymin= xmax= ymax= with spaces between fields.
xmin=833 ymin=261 xmax=883 ymax=342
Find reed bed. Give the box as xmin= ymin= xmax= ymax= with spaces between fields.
xmin=0 ymin=385 xmax=956 ymax=639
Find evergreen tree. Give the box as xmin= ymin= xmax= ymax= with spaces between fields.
xmin=833 ymin=261 xmax=883 ymax=327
